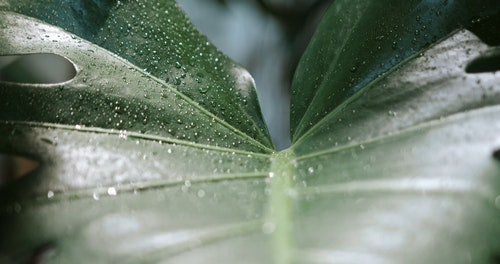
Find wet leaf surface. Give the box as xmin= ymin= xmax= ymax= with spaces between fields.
xmin=1 ymin=1 xmax=500 ymax=263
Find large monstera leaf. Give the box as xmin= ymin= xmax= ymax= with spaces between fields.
xmin=1 ymin=1 xmax=500 ymax=263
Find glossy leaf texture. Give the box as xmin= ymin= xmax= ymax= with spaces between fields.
xmin=290 ymin=0 xmax=500 ymax=141
xmin=0 ymin=1 xmax=274 ymax=263
xmin=291 ymin=30 xmax=500 ymax=263
xmin=1 ymin=1 xmax=500 ymax=264
xmin=0 ymin=0 xmax=273 ymax=150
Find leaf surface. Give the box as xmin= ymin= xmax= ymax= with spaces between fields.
xmin=0 ymin=0 xmax=273 ymax=150
xmin=0 ymin=1 xmax=273 ymax=263
xmin=288 ymin=2 xmax=500 ymax=262
xmin=290 ymin=0 xmax=500 ymax=141
xmin=1 ymin=1 xmax=500 ymax=264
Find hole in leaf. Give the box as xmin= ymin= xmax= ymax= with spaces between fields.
xmin=465 ymin=48 xmax=500 ymax=73
xmin=0 ymin=53 xmax=76 ymax=84
xmin=0 ymin=153 xmax=39 ymax=187
xmin=467 ymin=11 xmax=500 ymax=46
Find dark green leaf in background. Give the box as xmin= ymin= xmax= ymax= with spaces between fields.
xmin=1 ymin=0 xmax=500 ymax=263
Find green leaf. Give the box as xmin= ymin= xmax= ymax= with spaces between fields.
xmin=1 ymin=0 xmax=500 ymax=263
xmin=290 ymin=0 xmax=500 ymax=141
xmin=0 ymin=1 xmax=273 ymax=262
xmin=0 ymin=0 xmax=274 ymax=151
xmin=291 ymin=30 xmax=500 ymax=263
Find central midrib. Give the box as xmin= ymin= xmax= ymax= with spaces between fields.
xmin=268 ymin=149 xmax=296 ymax=264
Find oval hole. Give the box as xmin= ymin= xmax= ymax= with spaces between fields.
xmin=467 ymin=12 xmax=500 ymax=46
xmin=465 ymin=48 xmax=500 ymax=73
xmin=0 ymin=153 xmax=39 ymax=187
xmin=0 ymin=53 xmax=76 ymax=84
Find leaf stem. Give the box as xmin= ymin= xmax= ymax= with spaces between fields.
xmin=268 ymin=149 xmax=296 ymax=264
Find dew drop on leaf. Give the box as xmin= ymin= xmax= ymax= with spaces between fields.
xmin=107 ymin=187 xmax=117 ymax=196
xmin=199 ymin=85 xmax=210 ymax=94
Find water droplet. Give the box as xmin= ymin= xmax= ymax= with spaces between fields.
xmin=308 ymin=167 xmax=314 ymax=174
xmin=197 ymin=189 xmax=206 ymax=198
xmin=107 ymin=187 xmax=117 ymax=196
xmin=92 ymin=193 xmax=100 ymax=201
xmin=391 ymin=41 xmax=398 ymax=50
xmin=47 ymin=191 xmax=54 ymax=199
xmin=269 ymin=172 xmax=275 ymax=178
xmin=198 ymin=86 xmax=210 ymax=94
xmin=118 ymin=130 xmax=128 ymax=139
